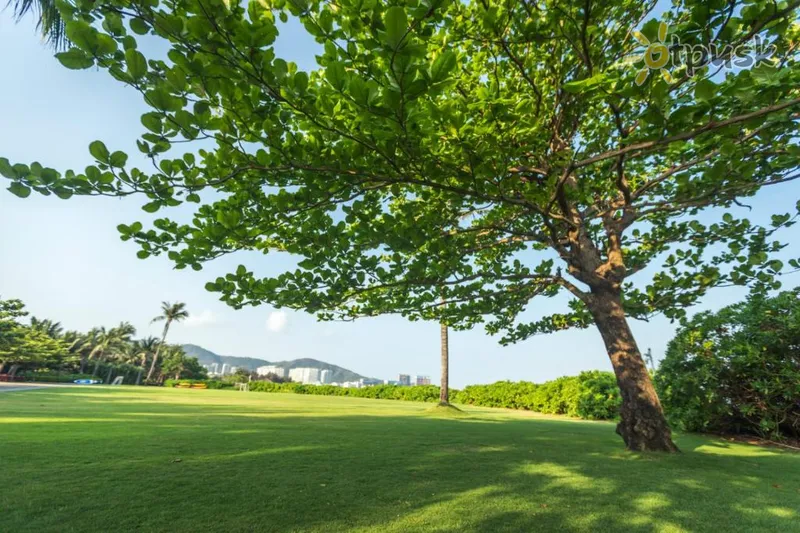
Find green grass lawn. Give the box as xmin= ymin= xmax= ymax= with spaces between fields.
xmin=1 ymin=387 xmax=798 ymax=532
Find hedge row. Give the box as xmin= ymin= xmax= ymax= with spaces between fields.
xmin=248 ymin=381 xmax=445 ymax=402
xmin=246 ymin=371 xmax=621 ymax=420
xmin=453 ymin=371 xmax=621 ymax=420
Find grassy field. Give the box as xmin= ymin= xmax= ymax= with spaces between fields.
xmin=1 ymin=387 xmax=798 ymax=532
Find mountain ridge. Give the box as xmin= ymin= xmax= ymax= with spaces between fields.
xmin=182 ymin=344 xmax=370 ymax=383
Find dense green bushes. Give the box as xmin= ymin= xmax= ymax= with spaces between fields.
xmin=656 ymin=289 xmax=800 ymax=440
xmin=246 ymin=372 xmax=621 ymax=420
xmin=248 ymin=381 xmax=444 ymax=402
xmin=454 ymin=371 xmax=620 ymax=420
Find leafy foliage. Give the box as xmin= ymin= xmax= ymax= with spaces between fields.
xmin=2 ymin=0 xmax=798 ymax=338
xmin=0 ymin=297 xmax=67 ymax=367
xmin=455 ymin=371 xmax=621 ymax=419
xmin=656 ymin=288 xmax=800 ymax=440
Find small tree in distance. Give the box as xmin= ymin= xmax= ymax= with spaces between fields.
xmin=147 ymin=302 xmax=188 ymax=381
xmin=3 ymin=0 xmax=800 ymax=451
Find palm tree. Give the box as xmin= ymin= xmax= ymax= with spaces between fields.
xmin=30 ymin=317 xmax=64 ymax=338
xmin=90 ymin=322 xmax=135 ymax=377
xmin=5 ymin=0 xmax=68 ymax=50
xmin=133 ymin=337 xmax=158 ymax=386
xmin=78 ymin=328 xmax=102 ymax=374
xmin=146 ymin=302 xmax=189 ymax=382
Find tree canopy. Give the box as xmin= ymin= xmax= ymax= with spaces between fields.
xmin=2 ymin=0 xmax=798 ymax=333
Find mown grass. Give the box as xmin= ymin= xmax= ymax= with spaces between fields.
xmin=1 ymin=386 xmax=798 ymax=532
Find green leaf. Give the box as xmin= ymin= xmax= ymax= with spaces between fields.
xmin=89 ymin=141 xmax=110 ymax=162
xmin=109 ymin=151 xmax=128 ymax=167
xmin=563 ymin=73 xmax=608 ymax=94
xmin=325 ymin=62 xmax=346 ymax=90
xmin=0 ymin=158 xmax=18 ymax=179
xmin=695 ymin=79 xmax=715 ymax=102
xmin=383 ymin=6 xmax=408 ymax=49
xmin=142 ymin=201 xmax=161 ymax=213
xmin=130 ymin=18 xmax=150 ymax=35
xmin=8 ymin=182 xmax=31 ymax=198
xmin=65 ymin=20 xmax=96 ymax=53
xmin=55 ymin=49 xmax=94 ymax=70
xmin=429 ymin=51 xmax=457 ymax=83
xmin=125 ymin=49 xmax=147 ymax=80
xmin=294 ymin=71 xmax=309 ymax=93
xmin=53 ymin=188 xmax=73 ymax=200
xmin=146 ymin=87 xmax=182 ymax=112
xmin=137 ymin=250 xmax=151 ymax=259
xmin=141 ymin=112 xmax=163 ymax=133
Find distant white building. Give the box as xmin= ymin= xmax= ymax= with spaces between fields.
xmin=414 ymin=375 xmax=431 ymax=386
xmin=319 ymin=369 xmax=331 ymax=384
xmin=289 ymin=367 xmax=320 ymax=384
xmin=221 ymin=364 xmax=229 ymax=376
xmin=257 ymin=365 xmax=286 ymax=378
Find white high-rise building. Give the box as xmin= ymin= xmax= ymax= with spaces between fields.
xmin=221 ymin=363 xmax=229 ymax=376
xmin=319 ymin=369 xmax=331 ymax=384
xmin=256 ymin=365 xmax=286 ymax=378
xmin=289 ymin=367 xmax=320 ymax=384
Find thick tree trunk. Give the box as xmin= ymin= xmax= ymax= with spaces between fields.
xmin=105 ymin=366 xmax=113 ymax=385
xmin=587 ymin=288 xmax=679 ymax=452
xmin=79 ymin=356 xmax=87 ymax=374
xmin=439 ymin=321 xmax=449 ymax=405
xmin=135 ymin=366 xmax=144 ymax=386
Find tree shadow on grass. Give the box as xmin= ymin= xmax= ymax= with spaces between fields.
xmin=1 ymin=389 xmax=798 ymax=532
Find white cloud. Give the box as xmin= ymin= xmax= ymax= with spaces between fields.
xmin=266 ymin=311 xmax=288 ymax=333
xmin=183 ymin=310 xmax=217 ymax=328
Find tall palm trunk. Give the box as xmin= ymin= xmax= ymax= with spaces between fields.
xmin=146 ymin=320 xmax=171 ymax=382
xmin=91 ymin=350 xmax=104 ymax=376
xmin=439 ymin=321 xmax=449 ymax=405
xmin=135 ymin=357 xmax=145 ymax=386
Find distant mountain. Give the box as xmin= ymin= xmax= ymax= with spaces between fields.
xmin=182 ymin=344 xmax=270 ymax=372
xmin=182 ymin=344 xmax=370 ymax=383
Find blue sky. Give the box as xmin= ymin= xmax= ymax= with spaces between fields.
xmin=1 ymin=11 xmax=798 ymax=387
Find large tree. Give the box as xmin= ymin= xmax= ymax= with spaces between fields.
xmin=3 ymin=0 xmax=800 ymax=450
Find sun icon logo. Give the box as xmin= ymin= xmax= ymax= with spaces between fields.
xmin=631 ymin=22 xmax=674 ymax=85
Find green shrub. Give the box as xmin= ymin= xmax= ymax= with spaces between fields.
xmin=451 ymin=372 xmax=620 ymax=420
xmin=249 ymin=382 xmax=443 ymax=402
xmin=656 ymin=289 xmax=800 ymax=440
xmin=575 ymin=371 xmax=622 ymax=420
